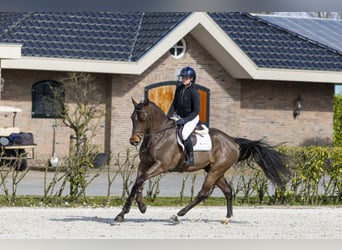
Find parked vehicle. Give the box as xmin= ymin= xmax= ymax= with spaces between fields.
xmin=0 ymin=106 xmax=36 ymax=171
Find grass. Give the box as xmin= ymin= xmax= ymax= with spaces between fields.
xmin=1 ymin=194 xmax=340 ymax=208
xmin=0 ymin=195 xmax=227 ymax=208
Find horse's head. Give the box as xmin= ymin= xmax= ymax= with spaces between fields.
xmin=129 ymin=98 xmax=150 ymax=146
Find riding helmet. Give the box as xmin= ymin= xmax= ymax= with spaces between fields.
xmin=179 ymin=66 xmax=196 ymax=83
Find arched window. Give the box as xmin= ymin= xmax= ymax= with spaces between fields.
xmin=169 ymin=39 xmax=187 ymax=59
xmin=32 ymin=80 xmax=65 ymax=118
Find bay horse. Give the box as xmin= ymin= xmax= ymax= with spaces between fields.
xmin=114 ymin=98 xmax=291 ymax=222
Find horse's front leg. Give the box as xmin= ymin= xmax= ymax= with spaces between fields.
xmin=133 ymin=167 xmax=147 ymax=214
xmin=113 ymin=175 xmax=145 ymax=223
xmin=136 ymin=185 xmax=147 ymax=213
xmin=113 ymin=160 xmax=165 ymax=223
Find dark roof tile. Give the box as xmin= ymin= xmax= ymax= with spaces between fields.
xmin=130 ymin=12 xmax=190 ymax=60
xmin=208 ymin=12 xmax=342 ymax=72
xmin=0 ymin=12 xmax=341 ymax=72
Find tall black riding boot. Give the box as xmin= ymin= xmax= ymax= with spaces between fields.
xmin=184 ymin=137 xmax=195 ymax=166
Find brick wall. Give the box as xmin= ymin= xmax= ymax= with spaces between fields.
xmin=1 ymin=70 xmax=109 ymax=166
xmin=240 ymin=80 xmax=334 ymax=146
xmin=110 ymin=35 xmax=242 ymax=154
xmin=0 ymin=34 xmax=335 ymax=166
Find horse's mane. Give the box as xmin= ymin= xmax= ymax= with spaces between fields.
xmin=145 ymin=99 xmax=168 ymax=120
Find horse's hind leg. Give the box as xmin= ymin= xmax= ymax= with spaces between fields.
xmin=177 ymin=172 xmax=219 ymax=217
xmin=216 ymin=176 xmax=233 ymax=218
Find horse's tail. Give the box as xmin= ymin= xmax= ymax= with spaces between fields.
xmin=234 ymin=137 xmax=292 ymax=187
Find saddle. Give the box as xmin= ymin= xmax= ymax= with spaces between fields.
xmin=177 ymin=122 xmax=208 ymax=145
xmin=176 ymin=121 xmax=212 ymax=151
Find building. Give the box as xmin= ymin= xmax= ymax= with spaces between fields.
xmin=0 ymin=12 xmax=341 ymax=166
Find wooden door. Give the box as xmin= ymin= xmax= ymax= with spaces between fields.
xmin=144 ymin=81 xmax=210 ymax=126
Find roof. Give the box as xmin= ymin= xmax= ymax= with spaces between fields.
xmin=0 ymin=12 xmax=189 ymax=61
xmin=209 ymin=12 xmax=342 ymax=72
xmin=257 ymin=14 xmax=342 ymax=53
xmin=0 ymin=12 xmax=341 ymax=83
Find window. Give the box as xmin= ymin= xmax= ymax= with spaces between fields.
xmin=32 ymin=80 xmax=65 ymax=118
xmin=169 ymin=39 xmax=187 ymax=59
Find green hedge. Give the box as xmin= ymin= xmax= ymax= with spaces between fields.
xmin=334 ymin=94 xmax=342 ymax=146
xmin=273 ymin=146 xmax=341 ymax=205
xmin=176 ymin=146 xmax=342 ymax=206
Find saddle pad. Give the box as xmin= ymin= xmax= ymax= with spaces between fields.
xmin=193 ymin=133 xmax=212 ymax=151
xmin=177 ymin=133 xmax=212 ymax=152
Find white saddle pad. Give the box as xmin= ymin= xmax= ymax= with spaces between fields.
xmin=193 ymin=133 xmax=212 ymax=151
xmin=177 ymin=125 xmax=212 ymax=152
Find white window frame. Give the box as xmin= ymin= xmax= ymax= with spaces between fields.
xmin=169 ymin=39 xmax=187 ymax=59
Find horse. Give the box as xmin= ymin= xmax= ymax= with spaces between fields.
xmin=114 ymin=98 xmax=291 ymax=223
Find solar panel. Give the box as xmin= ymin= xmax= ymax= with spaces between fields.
xmin=257 ymin=15 xmax=342 ymax=53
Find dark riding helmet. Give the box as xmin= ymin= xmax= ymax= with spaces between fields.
xmin=179 ymin=66 xmax=196 ymax=83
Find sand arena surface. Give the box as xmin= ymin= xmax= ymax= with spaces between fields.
xmin=0 ymin=206 xmax=341 ymax=239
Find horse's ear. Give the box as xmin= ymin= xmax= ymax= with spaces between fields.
xmin=131 ymin=97 xmax=138 ymax=106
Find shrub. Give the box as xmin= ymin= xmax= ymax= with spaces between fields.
xmin=277 ymin=145 xmax=342 ymax=205
xmin=334 ymin=94 xmax=342 ymax=146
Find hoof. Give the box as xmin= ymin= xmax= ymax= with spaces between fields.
xmin=138 ymin=203 xmax=147 ymax=214
xmin=221 ymin=217 xmax=232 ymax=225
xmin=177 ymin=209 xmax=186 ymax=217
xmin=170 ymin=214 xmax=180 ymax=223
xmin=113 ymin=215 xmax=124 ymax=224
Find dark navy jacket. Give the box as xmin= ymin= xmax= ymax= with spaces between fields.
xmin=167 ymin=83 xmax=200 ymax=122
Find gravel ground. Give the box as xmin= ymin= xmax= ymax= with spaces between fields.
xmin=0 ymin=206 xmax=341 ymax=239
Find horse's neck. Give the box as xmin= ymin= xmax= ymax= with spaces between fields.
xmin=147 ymin=107 xmax=170 ymax=133
xmin=142 ymin=107 xmax=175 ymax=151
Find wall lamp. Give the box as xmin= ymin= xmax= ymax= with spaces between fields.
xmin=293 ymin=94 xmax=303 ymax=119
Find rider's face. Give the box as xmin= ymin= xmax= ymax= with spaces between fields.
xmin=181 ymin=76 xmax=192 ymax=86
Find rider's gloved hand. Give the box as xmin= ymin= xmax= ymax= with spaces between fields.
xmin=176 ymin=118 xmax=185 ymax=126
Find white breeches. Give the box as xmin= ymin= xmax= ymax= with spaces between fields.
xmin=182 ymin=115 xmax=199 ymax=140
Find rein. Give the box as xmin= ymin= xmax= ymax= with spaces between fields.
xmin=144 ymin=123 xmax=176 ymax=137
xmin=132 ymin=120 xmax=176 ymax=151
xmin=139 ymin=122 xmax=176 ymax=151
xmin=132 ymin=102 xmax=178 ymax=148
xmin=133 ymin=106 xmax=177 ymax=138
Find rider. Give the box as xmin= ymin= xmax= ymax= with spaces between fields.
xmin=167 ymin=66 xmax=200 ymax=166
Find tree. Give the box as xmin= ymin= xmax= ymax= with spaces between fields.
xmin=55 ymin=72 xmax=106 ymax=200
